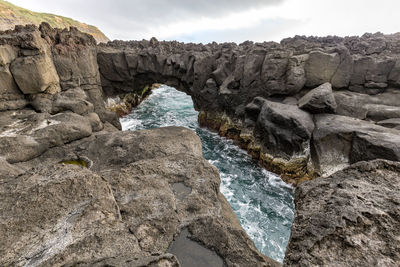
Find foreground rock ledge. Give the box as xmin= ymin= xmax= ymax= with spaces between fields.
xmin=0 ymin=23 xmax=278 ymax=266
xmin=284 ymin=159 xmax=400 ymax=266
xmin=0 ymin=126 xmax=279 ymax=267
xmin=1 ymin=23 xmax=400 ymax=266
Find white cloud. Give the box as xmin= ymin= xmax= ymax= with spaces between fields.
xmin=6 ymin=0 xmax=400 ymax=43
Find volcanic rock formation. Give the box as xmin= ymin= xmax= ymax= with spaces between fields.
xmin=284 ymin=159 xmax=400 ymax=266
xmin=97 ymin=34 xmax=400 ymax=183
xmin=1 ymin=22 xmax=400 ymax=266
xmin=0 ymin=23 xmax=278 ymax=266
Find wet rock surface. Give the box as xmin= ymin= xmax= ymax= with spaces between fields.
xmin=284 ymin=160 xmax=400 ymax=267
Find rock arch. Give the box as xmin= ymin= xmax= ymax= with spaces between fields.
xmin=97 ymin=35 xmax=400 ymax=184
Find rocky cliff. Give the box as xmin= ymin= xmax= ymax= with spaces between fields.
xmin=97 ymin=35 xmax=400 ymax=266
xmin=0 ymin=23 xmax=278 ymax=266
xmin=97 ymin=34 xmax=400 ymax=184
xmin=0 ymin=0 xmax=109 ymax=43
xmin=1 ymin=22 xmax=400 ymax=266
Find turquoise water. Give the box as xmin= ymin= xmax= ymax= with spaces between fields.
xmin=120 ymin=85 xmax=294 ymax=262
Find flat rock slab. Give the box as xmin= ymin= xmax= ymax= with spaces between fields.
xmin=1 ymin=126 xmax=278 ymax=267
xmin=312 ymin=114 xmax=400 ymax=176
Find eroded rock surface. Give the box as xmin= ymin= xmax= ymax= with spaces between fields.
xmin=2 ymin=22 xmax=400 ymax=266
xmin=284 ymin=160 xmax=400 ymax=267
xmin=1 ymin=127 xmax=278 ymax=267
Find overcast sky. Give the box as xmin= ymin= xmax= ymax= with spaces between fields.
xmin=7 ymin=0 xmax=400 ymax=43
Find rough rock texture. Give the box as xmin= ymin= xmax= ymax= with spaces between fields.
xmin=297 ymin=82 xmax=337 ymax=113
xmin=2 ymin=23 xmax=400 ymax=266
xmin=243 ymin=97 xmax=315 ymax=182
xmin=0 ymin=23 xmax=278 ymax=267
xmin=97 ymin=33 xmax=400 ymax=182
xmin=284 ymin=160 xmax=400 ymax=267
xmin=1 ymin=127 xmax=278 ymax=267
xmin=312 ymin=114 xmax=400 ymax=177
xmin=0 ymin=23 xmax=120 ymax=129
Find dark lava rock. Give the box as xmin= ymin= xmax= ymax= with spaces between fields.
xmin=312 ymin=114 xmax=400 ymax=176
xmin=0 ymin=24 xmax=278 ymax=267
xmin=247 ymin=97 xmax=314 ymax=159
xmin=96 ymin=30 xmax=400 ymax=179
xmin=284 ymin=160 xmax=400 ymax=267
xmin=298 ymin=82 xmax=337 ymax=113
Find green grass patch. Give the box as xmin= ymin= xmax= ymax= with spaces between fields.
xmin=59 ymin=159 xmax=88 ymax=168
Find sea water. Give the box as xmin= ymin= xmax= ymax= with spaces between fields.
xmin=120 ymin=85 xmax=294 ymax=262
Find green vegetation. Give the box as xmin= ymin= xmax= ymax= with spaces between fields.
xmin=141 ymin=85 xmax=150 ymax=97
xmin=59 ymin=159 xmax=89 ymax=168
xmin=0 ymin=0 xmax=109 ymax=43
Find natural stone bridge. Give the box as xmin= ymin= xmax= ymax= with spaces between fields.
xmin=97 ymin=34 xmax=400 ymax=183
xmin=0 ymin=23 xmax=399 ymax=266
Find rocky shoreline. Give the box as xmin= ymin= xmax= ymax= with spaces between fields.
xmin=98 ymin=34 xmax=400 ymax=184
xmin=0 ymin=23 xmax=399 ymax=266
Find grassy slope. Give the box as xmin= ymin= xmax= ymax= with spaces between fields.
xmin=0 ymin=0 xmax=109 ymax=43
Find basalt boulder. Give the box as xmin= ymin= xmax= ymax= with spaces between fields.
xmin=246 ymin=97 xmax=314 ymax=159
xmin=298 ymin=82 xmax=337 ymax=113
xmin=312 ymin=114 xmax=400 ymax=176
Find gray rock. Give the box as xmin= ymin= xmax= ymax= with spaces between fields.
xmin=298 ymin=82 xmax=337 ymax=113
xmin=284 ymin=160 xmax=400 ymax=267
xmin=365 ymin=104 xmax=400 ymax=121
xmin=0 ymin=45 xmax=27 ymax=111
xmin=0 ymin=164 xmax=141 ymax=267
xmin=65 ymin=254 xmax=180 ymax=267
xmin=0 ymin=157 xmax=24 ymax=178
xmin=10 ymin=53 xmax=61 ymax=94
xmin=330 ymin=46 xmax=353 ymax=88
xmin=285 ymin=54 xmax=308 ymax=94
xmin=376 ymin=118 xmax=400 ymax=129
xmin=305 ymin=51 xmax=340 ymax=87
xmin=2 ymin=126 xmax=278 ymax=267
xmin=351 ymin=130 xmax=400 ymax=163
xmin=247 ymin=97 xmax=314 ymax=158
xmin=312 ymin=114 xmax=400 ymax=176
xmin=51 ymin=94 xmax=94 ymax=115
xmin=86 ymin=112 xmax=104 ymax=132
xmin=0 ymin=110 xmax=92 ymax=163
xmin=334 ymin=90 xmax=400 ymax=119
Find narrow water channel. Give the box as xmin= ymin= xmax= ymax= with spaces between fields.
xmin=120 ymin=85 xmax=294 ymax=262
